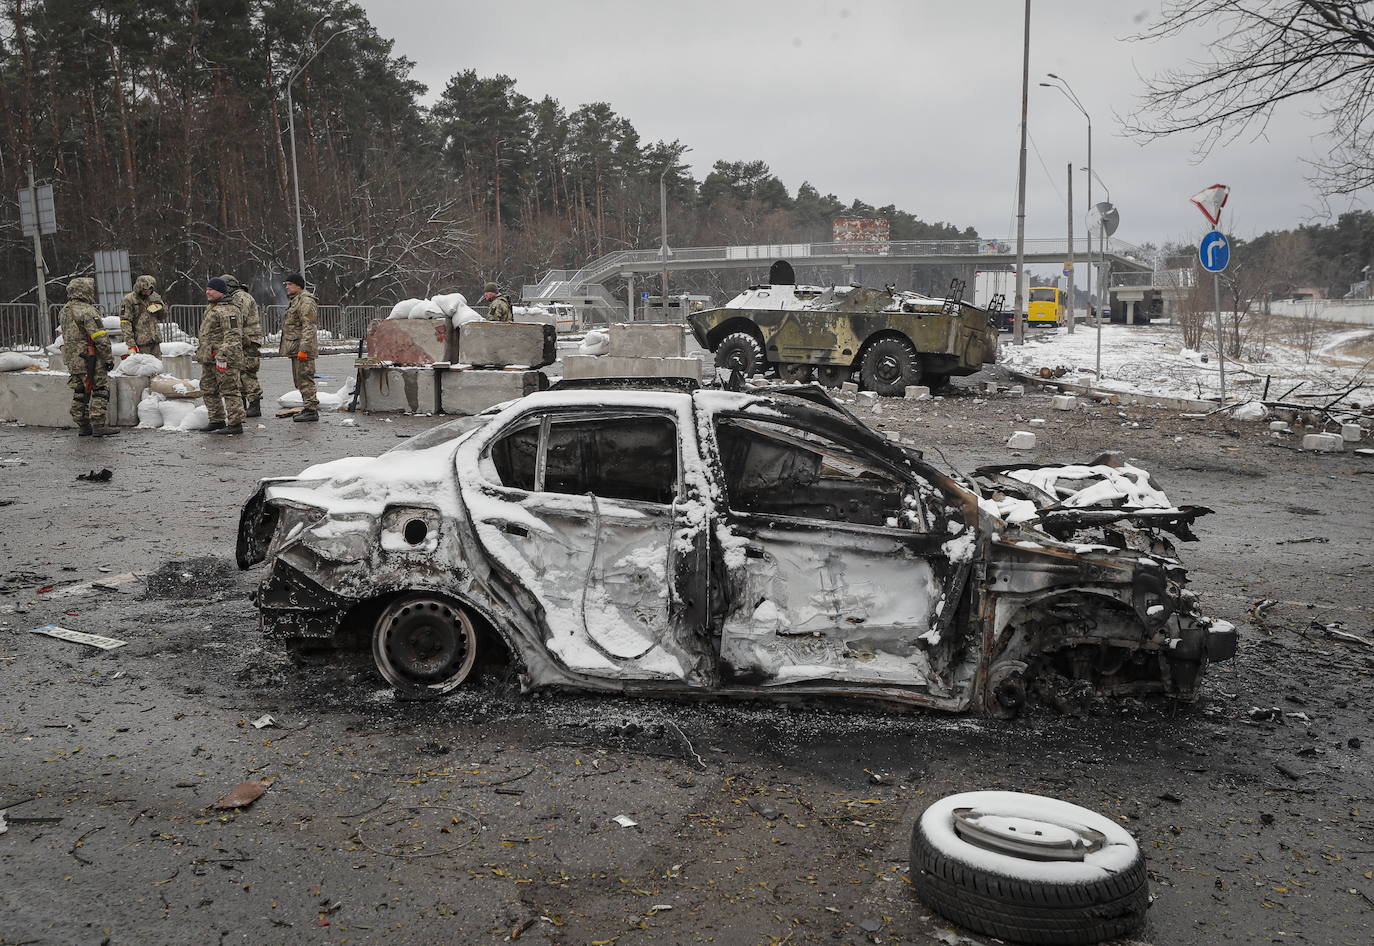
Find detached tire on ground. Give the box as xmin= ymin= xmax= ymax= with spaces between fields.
xmin=910 ymin=791 xmax=1148 ymax=945
xmin=714 ymin=332 xmax=765 ymax=377
xmin=859 ymin=336 xmax=919 ymax=395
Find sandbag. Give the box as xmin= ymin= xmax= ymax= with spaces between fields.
xmin=387 ymin=298 xmax=422 ymax=320
xmin=159 ymin=341 xmax=193 ymax=357
xmin=408 ymin=300 xmax=444 ymax=320
xmin=431 ymin=292 xmax=466 ymax=317
xmin=157 ymin=399 xmax=198 ymax=430
xmin=110 ymin=353 xmax=164 ymax=377
xmin=136 ymin=391 xmax=165 ymax=429
xmin=151 ymin=375 xmax=201 ymax=398
xmin=0 ymin=351 xmax=42 ymax=371
xmin=453 ymin=303 xmax=484 ymax=327
xmin=578 ymin=330 xmax=610 ymax=356
xmin=177 ymin=404 xmax=210 ymax=431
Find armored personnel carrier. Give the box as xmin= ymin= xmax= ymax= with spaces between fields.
xmin=686 ymin=261 xmax=998 ymax=395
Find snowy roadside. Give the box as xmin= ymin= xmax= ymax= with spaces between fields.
xmin=997 ymin=322 xmax=1372 ymax=408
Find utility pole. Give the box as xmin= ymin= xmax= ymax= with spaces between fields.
xmin=26 ymin=161 xmax=50 ymax=331
xmin=286 ymin=23 xmax=358 ymax=283
xmin=1066 ymin=162 xmax=1074 ymax=334
xmin=1012 ymin=0 xmax=1031 ymax=346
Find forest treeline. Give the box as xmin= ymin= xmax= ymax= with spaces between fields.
xmin=0 ymin=0 xmax=976 ymax=309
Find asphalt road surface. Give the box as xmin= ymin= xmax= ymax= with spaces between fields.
xmin=2 ymin=354 xmax=1371 ymax=946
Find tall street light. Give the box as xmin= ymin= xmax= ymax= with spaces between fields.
xmin=1082 ymin=167 xmax=1114 ymax=387
xmin=286 ymin=22 xmax=359 ymax=282
xmin=1011 ymin=0 xmax=1031 ymax=346
xmin=1040 ymin=73 xmax=1089 ymax=335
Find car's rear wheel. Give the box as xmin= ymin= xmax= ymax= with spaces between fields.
xmin=715 ymin=332 xmax=765 ymax=376
xmin=372 ymin=595 xmax=478 ymax=699
xmin=860 ymin=337 xmax=920 ymax=396
xmin=911 ymin=791 xmax=1148 ymax=944
xmin=776 ymin=363 xmax=813 ymax=382
xmin=816 ymin=365 xmax=850 ymax=388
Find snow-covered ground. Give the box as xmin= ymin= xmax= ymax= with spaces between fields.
xmin=997 ymin=321 xmax=1373 ymax=407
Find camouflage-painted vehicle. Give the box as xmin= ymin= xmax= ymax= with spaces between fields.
xmin=687 ymin=277 xmax=999 ymax=395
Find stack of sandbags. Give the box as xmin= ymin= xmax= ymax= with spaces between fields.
xmin=387 ymin=292 xmax=486 ymax=328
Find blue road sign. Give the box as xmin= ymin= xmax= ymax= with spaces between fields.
xmin=1199 ymin=230 xmax=1230 ymax=272
xmin=641 ymin=292 xmax=650 ymax=300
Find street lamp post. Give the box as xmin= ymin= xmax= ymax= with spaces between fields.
xmin=659 ymin=166 xmax=669 ymax=319
xmin=286 ymin=23 xmax=358 ymax=282
xmin=1082 ymin=168 xmax=1113 ymax=386
xmin=1041 ymin=74 xmax=1090 ymax=336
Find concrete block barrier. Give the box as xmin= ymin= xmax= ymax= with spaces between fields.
xmin=458 ymin=321 xmax=555 ymax=368
xmin=608 ymin=323 xmax=687 ymax=358
xmin=561 ymin=355 xmax=702 ymax=382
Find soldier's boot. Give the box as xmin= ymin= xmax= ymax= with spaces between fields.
xmin=205 ymin=420 xmax=226 ymax=432
xmin=78 ymin=423 xmax=94 ymax=436
xmin=91 ymin=425 xmax=122 ymax=437
xmin=293 ymin=408 xmax=319 ymax=423
xmin=245 ymin=397 xmax=261 ymax=418
xmin=209 ymin=423 xmax=243 ymax=436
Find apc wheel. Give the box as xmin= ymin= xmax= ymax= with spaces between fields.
xmin=776 ymin=363 xmax=813 ymax=383
xmin=372 ymin=596 xmax=479 ymax=699
xmin=816 ymin=365 xmax=851 ymax=388
xmin=911 ymin=791 xmax=1148 ymax=945
xmin=714 ymin=332 xmax=764 ymax=376
xmin=859 ymin=337 xmax=920 ymax=396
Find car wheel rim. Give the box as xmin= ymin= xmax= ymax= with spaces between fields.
xmin=376 ymin=599 xmax=476 ymax=693
xmin=952 ymin=806 xmax=1107 ymax=862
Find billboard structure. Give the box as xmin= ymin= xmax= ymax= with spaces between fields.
xmin=831 ymin=216 xmax=891 ymax=254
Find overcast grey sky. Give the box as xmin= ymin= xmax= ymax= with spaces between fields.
xmin=362 ymin=0 xmax=1365 ymax=253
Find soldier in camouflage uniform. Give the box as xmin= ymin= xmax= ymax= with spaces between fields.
xmin=220 ymin=274 xmax=263 ymax=417
xmin=117 ymin=275 xmax=165 ymax=357
xmin=481 ymin=282 xmax=513 ymax=321
xmin=280 ymin=272 xmax=320 ymax=423
xmin=60 ymin=277 xmax=120 ymax=437
xmin=198 ymin=277 xmax=245 ymax=435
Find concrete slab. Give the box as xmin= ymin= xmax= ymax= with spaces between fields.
xmin=608 ymin=323 xmax=687 ymax=358
xmin=437 ymin=368 xmax=548 ymax=415
xmin=1302 ymin=433 xmax=1344 ymax=452
xmin=359 ymin=365 xmax=438 ymax=414
xmin=109 ymin=376 xmax=152 ymax=427
xmin=458 ymin=321 xmax=555 ymax=368
xmin=366 ymin=319 xmax=454 ymax=365
xmin=904 ymin=385 xmax=931 ymax=400
xmin=161 ymin=353 xmax=193 ymax=378
xmin=0 ymin=370 xmax=77 ymax=428
xmin=1052 ymin=395 xmax=1077 ymax=411
xmin=561 ymin=355 xmax=703 ymax=382
xmin=1007 ymin=431 xmax=1037 ymax=449
xmin=1341 ymin=423 xmax=1363 ymax=442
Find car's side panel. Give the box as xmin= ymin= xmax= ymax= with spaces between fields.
xmin=717 ymin=515 xmax=955 ymax=692
xmin=454 ymin=397 xmax=715 ymax=686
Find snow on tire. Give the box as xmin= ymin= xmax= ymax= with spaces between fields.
xmin=910 ymin=790 xmax=1147 ymax=945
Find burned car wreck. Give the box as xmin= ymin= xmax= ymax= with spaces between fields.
xmin=236 ymin=382 xmax=1236 ymax=716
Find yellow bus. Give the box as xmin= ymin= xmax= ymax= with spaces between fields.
xmin=1027 ymin=286 xmax=1066 ymax=326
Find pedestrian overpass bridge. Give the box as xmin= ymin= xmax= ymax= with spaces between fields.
xmin=523 ymin=237 xmax=1153 ymax=320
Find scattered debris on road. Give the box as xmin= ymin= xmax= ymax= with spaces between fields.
xmin=28 ymin=624 xmax=127 ymax=650
xmin=211 ymin=778 xmax=275 ymax=810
